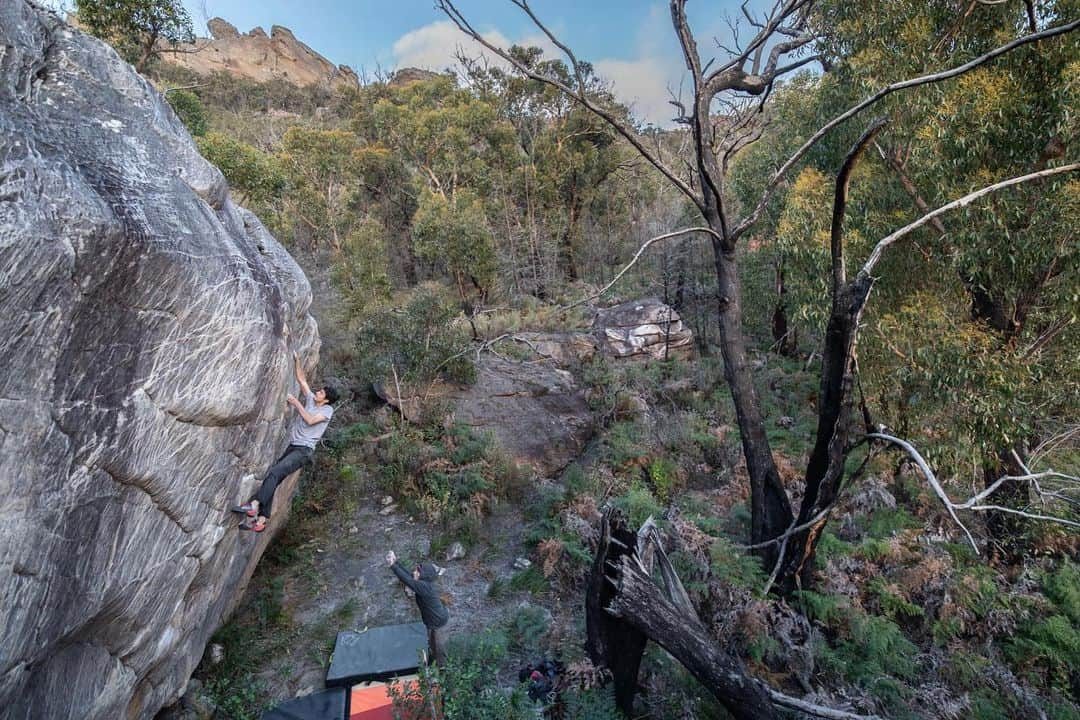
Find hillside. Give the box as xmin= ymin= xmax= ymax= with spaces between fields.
xmin=6 ymin=2 xmax=1078 ymax=720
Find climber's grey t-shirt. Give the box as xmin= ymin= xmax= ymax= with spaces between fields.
xmin=288 ymin=392 xmax=333 ymax=448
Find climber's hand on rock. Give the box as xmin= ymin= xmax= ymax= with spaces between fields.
xmin=286 ymin=393 xmax=298 ymax=407
xmin=386 ymin=551 xmax=396 ymax=566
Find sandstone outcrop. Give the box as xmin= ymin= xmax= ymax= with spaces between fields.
xmin=593 ymin=297 xmax=693 ymax=359
xmin=1 ymin=4 xmax=319 ymax=718
xmin=389 ymin=67 xmax=442 ymax=86
xmin=164 ymin=17 xmax=359 ymax=91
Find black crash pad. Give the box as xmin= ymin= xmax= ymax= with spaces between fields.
xmin=325 ymin=622 xmax=427 ymax=687
xmin=260 ymin=687 xmax=347 ymax=720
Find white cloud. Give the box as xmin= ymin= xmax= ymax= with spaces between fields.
xmin=595 ymin=57 xmax=680 ymax=128
xmin=392 ymin=20 xmax=502 ymax=73
xmin=391 ymin=19 xmax=683 ymax=127
xmin=392 ymin=20 xmax=557 ymax=76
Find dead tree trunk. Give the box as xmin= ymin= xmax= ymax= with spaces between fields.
xmin=777 ymin=120 xmax=886 ymax=592
xmin=608 ymin=558 xmax=777 ymax=719
xmin=772 ymin=260 xmax=798 ymax=357
xmin=584 ymin=511 xmax=646 ymax=714
xmin=586 ymin=510 xmax=777 ymax=719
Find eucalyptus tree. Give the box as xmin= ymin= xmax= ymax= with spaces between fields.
xmin=352 ymin=75 xmax=516 ymax=301
xmin=812 ymin=0 xmax=1080 ymax=559
xmin=74 ymin=0 xmax=194 ymax=73
xmin=464 ymin=49 xmax=641 ymax=295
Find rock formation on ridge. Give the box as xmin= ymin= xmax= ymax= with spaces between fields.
xmin=0 ymin=3 xmax=319 ymax=718
xmin=163 ymin=17 xmax=359 ymax=91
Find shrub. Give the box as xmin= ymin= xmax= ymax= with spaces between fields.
xmin=166 ymin=89 xmax=208 ymax=136
xmin=647 ymin=456 xmax=680 ymax=503
xmin=390 ymin=630 xmax=534 ymax=720
xmin=709 ymin=538 xmax=767 ymax=592
xmin=504 ymin=604 xmax=550 ymax=653
xmin=356 ymin=283 xmax=474 ymax=386
xmin=613 ymin=484 xmax=663 ymax=529
xmin=197 ymin=132 xmax=286 ymax=207
xmin=559 ymin=687 xmax=621 ymax=720
xmin=1006 ymin=561 xmax=1080 ymax=696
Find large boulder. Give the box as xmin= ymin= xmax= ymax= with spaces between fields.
xmin=0 ymin=4 xmax=318 ymax=719
xmin=593 ymin=297 xmax=693 ymax=359
xmin=378 ymin=357 xmax=593 ymax=477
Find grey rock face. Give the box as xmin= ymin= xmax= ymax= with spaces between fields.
xmin=513 ymin=331 xmax=598 ymax=365
xmin=378 ymin=357 xmax=593 ymax=477
xmin=0 ymin=4 xmax=318 ymax=718
xmin=593 ymin=297 xmax=693 ymax=359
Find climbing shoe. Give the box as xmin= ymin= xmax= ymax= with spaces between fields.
xmin=239 ymin=518 xmax=267 ymax=533
xmin=231 ymin=503 xmax=258 ymax=517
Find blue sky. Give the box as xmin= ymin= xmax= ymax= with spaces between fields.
xmin=181 ymin=0 xmax=753 ymax=125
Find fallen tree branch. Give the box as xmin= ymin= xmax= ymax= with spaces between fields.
xmin=596 ymin=511 xmax=886 ymax=719
xmin=766 ymin=688 xmax=884 ymax=720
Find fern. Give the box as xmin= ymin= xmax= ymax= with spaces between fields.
xmin=561 ymin=687 xmax=621 ymax=720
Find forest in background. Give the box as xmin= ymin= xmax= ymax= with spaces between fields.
xmin=75 ymin=0 xmax=1080 ymax=717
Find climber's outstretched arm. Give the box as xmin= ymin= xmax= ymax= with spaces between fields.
xmin=293 ymin=351 xmax=311 ymax=398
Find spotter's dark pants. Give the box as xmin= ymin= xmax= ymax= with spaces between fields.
xmin=427 ymin=624 xmax=447 ymax=666
xmin=254 ymin=444 xmax=313 ymax=518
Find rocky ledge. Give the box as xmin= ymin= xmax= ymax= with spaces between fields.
xmin=164 ymin=17 xmax=359 ymax=91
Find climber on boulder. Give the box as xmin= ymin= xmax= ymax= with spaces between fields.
xmin=233 ymin=352 xmax=338 ymax=532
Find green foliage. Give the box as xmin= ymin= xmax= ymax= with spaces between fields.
xmin=646 ymin=456 xmax=680 ymax=503
xmin=75 ymin=0 xmax=194 ymax=71
xmin=390 ymin=630 xmax=534 ymax=720
xmin=509 ymin=565 xmax=549 ymax=595
xmin=867 ymin=577 xmax=925 ymax=622
xmin=709 ymin=538 xmax=768 ymax=592
xmin=413 ymin=189 xmax=498 ymax=300
xmin=864 ymin=506 xmax=921 ymax=539
xmin=357 ymin=284 xmax=474 ymax=385
xmin=197 ymin=132 xmax=286 ymax=208
xmin=613 ymin=484 xmax=663 ymax=529
xmin=165 ymin=89 xmax=207 ymax=136
xmin=817 ymin=612 xmax=920 ymax=709
xmin=332 ymin=218 xmax=392 ymax=315
xmin=375 ymin=420 xmax=522 ymax=536
xmin=1007 ymin=562 xmax=1080 ymax=697
xmin=602 ymin=421 xmax=648 ymax=469
xmin=560 ymin=687 xmax=621 ymax=720
xmin=504 ymin=604 xmax=550 ymax=653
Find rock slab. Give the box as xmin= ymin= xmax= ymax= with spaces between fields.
xmin=593 ymin=297 xmax=693 ymax=359
xmin=0 ymin=4 xmax=318 ymax=718
xmin=378 ymin=357 xmax=593 ymax=477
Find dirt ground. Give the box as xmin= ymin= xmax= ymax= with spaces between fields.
xmin=235 ymin=478 xmax=560 ymax=707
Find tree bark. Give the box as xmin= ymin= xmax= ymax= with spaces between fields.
xmin=771 ymin=260 xmax=797 ymax=356
xmin=587 ymin=510 xmax=779 ymax=719
xmin=777 ymin=120 xmax=885 ymax=592
xmin=585 ymin=511 xmax=646 ymax=714
xmin=712 ymin=242 xmax=793 ymax=563
xmin=608 ymin=556 xmax=778 ymax=719
xmin=983 ymin=446 xmax=1030 ymax=564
